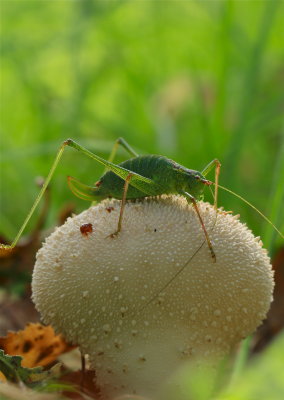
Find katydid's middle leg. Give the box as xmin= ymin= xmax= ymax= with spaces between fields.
xmin=108 ymin=173 xmax=133 ymax=238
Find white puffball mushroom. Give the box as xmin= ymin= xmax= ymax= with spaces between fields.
xmin=32 ymin=196 xmax=274 ymax=399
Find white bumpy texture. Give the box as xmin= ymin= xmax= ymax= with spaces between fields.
xmin=32 ymin=196 xmax=274 ymax=399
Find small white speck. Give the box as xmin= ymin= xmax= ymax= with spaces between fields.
xmin=103 ymin=324 xmax=111 ymax=333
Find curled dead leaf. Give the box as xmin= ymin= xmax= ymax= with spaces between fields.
xmin=0 ymin=323 xmax=75 ymax=368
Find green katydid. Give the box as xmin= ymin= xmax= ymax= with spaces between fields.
xmin=0 ymin=138 xmax=283 ymax=264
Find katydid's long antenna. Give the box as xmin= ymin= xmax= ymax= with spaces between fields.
xmin=216 ymin=183 xmax=284 ymax=240
xmin=138 ymin=240 xmax=206 ymax=315
xmin=137 ymin=204 xmax=220 ymax=315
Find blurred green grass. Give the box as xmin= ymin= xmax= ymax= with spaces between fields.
xmin=1 ymin=0 xmax=283 ymax=252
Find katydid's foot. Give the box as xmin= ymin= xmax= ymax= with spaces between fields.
xmin=107 ymin=230 xmax=120 ymax=239
xmin=209 ymin=244 xmax=216 ymax=262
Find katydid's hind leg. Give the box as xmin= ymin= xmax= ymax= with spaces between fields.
xmin=0 ymin=138 xmax=151 ymax=251
xmin=65 ymin=139 xmax=156 ymax=193
xmin=106 ymin=137 xmax=138 ymax=166
xmin=202 ymin=158 xmax=221 ymax=210
xmin=108 ymin=173 xmax=133 ymax=238
xmin=0 ymin=141 xmax=70 ymax=251
xmin=181 ymin=191 xmax=216 ymax=262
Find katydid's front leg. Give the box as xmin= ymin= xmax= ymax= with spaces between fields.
xmin=181 ymin=190 xmax=216 ymax=262
xmin=202 ymin=158 xmax=221 ymax=210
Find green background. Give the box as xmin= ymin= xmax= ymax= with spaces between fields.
xmin=1 ymin=0 xmax=283 ymax=253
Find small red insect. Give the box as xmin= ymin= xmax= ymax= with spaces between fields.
xmin=80 ymin=223 xmax=93 ymax=237
xmin=106 ymin=206 xmax=114 ymax=213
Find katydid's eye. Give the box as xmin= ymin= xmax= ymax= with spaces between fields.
xmin=202 ymin=179 xmax=212 ymax=186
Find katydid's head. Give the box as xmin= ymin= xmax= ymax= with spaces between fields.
xmin=184 ymin=170 xmax=212 ymax=198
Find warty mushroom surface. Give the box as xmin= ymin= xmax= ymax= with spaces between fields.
xmin=32 ymin=196 xmax=274 ymax=399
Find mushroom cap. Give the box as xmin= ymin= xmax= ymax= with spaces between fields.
xmin=32 ymin=196 xmax=274 ymax=399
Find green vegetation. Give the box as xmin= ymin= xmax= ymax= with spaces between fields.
xmin=1 ymin=0 xmax=283 ymax=251
xmin=0 ymin=1 xmax=283 ymax=397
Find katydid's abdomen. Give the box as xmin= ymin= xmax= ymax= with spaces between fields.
xmin=96 ymin=155 xmax=182 ymax=200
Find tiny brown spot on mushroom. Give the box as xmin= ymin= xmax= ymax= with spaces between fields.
xmin=106 ymin=206 xmax=114 ymax=213
xmin=80 ymin=223 xmax=93 ymax=237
